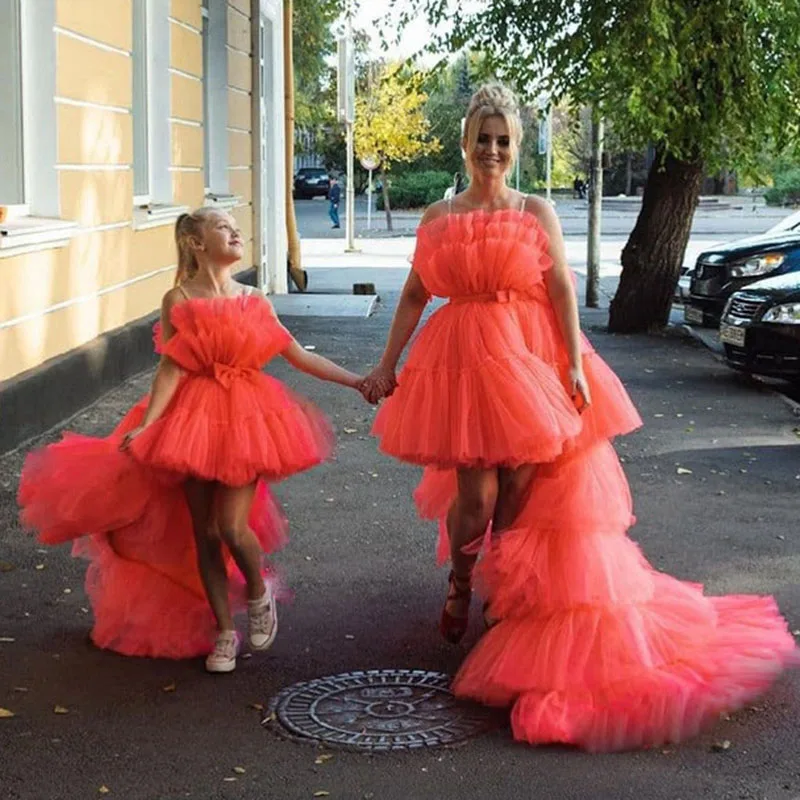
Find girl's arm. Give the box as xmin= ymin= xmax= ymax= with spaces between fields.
xmin=248 ymin=285 xmax=363 ymax=390
xmin=281 ymin=340 xmax=362 ymax=389
xmin=531 ymin=197 xmax=592 ymax=409
xmin=122 ymin=290 xmax=184 ymax=446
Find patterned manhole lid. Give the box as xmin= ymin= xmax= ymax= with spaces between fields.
xmin=264 ymin=669 xmax=502 ymax=751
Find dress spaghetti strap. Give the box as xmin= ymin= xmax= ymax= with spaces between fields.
xmin=177 ymin=284 xmax=191 ymax=300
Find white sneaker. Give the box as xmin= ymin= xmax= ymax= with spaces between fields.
xmin=205 ymin=630 xmax=239 ymax=673
xmin=248 ymin=581 xmax=278 ymax=651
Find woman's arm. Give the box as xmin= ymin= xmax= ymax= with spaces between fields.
xmin=122 ymin=290 xmax=184 ymax=446
xmin=530 ymin=197 xmax=592 ymax=408
xmin=281 ymin=340 xmax=362 ymax=389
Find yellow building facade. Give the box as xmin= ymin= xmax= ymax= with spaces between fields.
xmin=0 ymin=0 xmax=287 ymax=450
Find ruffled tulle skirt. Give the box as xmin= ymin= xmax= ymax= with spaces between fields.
xmin=130 ymin=371 xmax=333 ymax=486
xmin=17 ymin=373 xmax=331 ymax=659
xmin=419 ymin=441 xmax=799 ymax=751
xmin=372 ymin=300 xmax=642 ymax=467
xmin=385 ymin=302 xmax=797 ymax=750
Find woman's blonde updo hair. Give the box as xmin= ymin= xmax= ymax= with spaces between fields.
xmin=462 ymin=83 xmax=523 ymax=176
xmin=173 ymin=206 xmax=219 ymax=285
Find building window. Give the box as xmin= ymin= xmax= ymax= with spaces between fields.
xmin=132 ymin=0 xmax=172 ymax=208
xmin=203 ymin=0 xmax=229 ymax=196
xmin=0 ymin=0 xmax=72 ymax=255
xmin=0 ymin=0 xmax=24 ymax=207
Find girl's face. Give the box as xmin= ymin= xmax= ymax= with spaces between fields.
xmin=467 ymin=115 xmax=512 ymax=178
xmin=199 ymin=212 xmax=244 ymax=265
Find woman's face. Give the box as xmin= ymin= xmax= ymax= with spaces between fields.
xmin=467 ymin=115 xmax=512 ymax=178
xmin=199 ymin=212 xmax=244 ymax=265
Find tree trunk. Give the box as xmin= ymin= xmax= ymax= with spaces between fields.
xmin=608 ymin=151 xmax=703 ymax=333
xmin=380 ymin=169 xmax=393 ymax=232
xmin=282 ymin=0 xmax=307 ymax=292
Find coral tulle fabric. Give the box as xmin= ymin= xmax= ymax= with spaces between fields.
xmin=372 ymin=209 xmax=798 ymax=751
xmin=18 ymin=294 xmax=333 ymax=659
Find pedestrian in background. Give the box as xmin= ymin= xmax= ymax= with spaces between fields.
xmin=328 ymin=176 xmax=341 ymax=229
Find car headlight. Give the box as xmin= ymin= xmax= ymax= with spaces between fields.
xmin=730 ymin=252 xmax=785 ymax=278
xmin=761 ymin=303 xmax=800 ymax=324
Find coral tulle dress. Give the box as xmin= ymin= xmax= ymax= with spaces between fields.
xmin=372 ymin=206 xmax=798 ymax=752
xmin=18 ymin=292 xmax=333 ymax=659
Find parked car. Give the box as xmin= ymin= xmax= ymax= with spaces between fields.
xmin=684 ymin=216 xmax=800 ymax=327
xmin=719 ymin=272 xmax=800 ymax=381
xmin=674 ymin=264 xmax=695 ymax=304
xmin=293 ymin=167 xmax=329 ymax=199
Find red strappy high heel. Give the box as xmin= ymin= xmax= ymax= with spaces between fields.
xmin=440 ymin=571 xmax=472 ymax=644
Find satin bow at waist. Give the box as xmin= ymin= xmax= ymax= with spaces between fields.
xmin=448 ymin=289 xmax=528 ymax=305
xmin=201 ymin=362 xmax=260 ymax=388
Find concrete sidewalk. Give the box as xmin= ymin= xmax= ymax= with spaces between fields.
xmin=1 ymin=263 xmax=799 ymax=799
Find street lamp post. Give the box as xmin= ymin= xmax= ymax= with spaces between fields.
xmin=337 ymin=11 xmax=356 ymax=252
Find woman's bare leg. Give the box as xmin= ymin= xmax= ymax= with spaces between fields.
xmin=492 ymin=464 xmax=537 ymax=535
xmin=443 ymin=467 xmax=498 ymax=620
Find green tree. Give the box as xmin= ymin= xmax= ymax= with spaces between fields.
xmin=392 ymin=0 xmax=800 ymax=332
xmin=354 ymin=63 xmax=441 ymax=230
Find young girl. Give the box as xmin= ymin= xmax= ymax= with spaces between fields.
xmin=19 ymin=207 xmax=365 ymax=673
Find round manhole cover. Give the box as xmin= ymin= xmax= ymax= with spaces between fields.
xmin=264 ymin=669 xmax=501 ymax=751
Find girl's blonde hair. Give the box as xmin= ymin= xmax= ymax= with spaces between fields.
xmin=173 ymin=207 xmax=220 ymax=285
xmin=462 ymin=83 xmax=523 ymax=176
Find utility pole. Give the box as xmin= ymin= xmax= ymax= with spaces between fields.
xmin=586 ymin=111 xmax=604 ymax=308
xmin=337 ymin=7 xmax=356 ymax=252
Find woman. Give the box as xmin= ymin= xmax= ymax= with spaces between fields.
xmin=363 ymin=84 xmax=797 ymax=751
xmin=19 ymin=208 xmax=365 ymax=673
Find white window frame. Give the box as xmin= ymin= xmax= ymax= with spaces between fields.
xmin=0 ymin=0 xmax=25 ymax=210
xmin=203 ymin=0 xmax=230 ymax=198
xmin=0 ymin=0 xmax=75 ymax=257
xmin=132 ymin=0 xmax=172 ymax=209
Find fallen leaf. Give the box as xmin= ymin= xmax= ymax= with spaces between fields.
xmin=249 ymin=703 xmax=264 ymax=711
xmin=711 ymin=740 xmax=731 ymax=752
xmin=0 ymin=637 xmax=15 ymax=643
xmin=314 ymin=793 xmax=331 ymax=798
xmin=223 ymin=777 xmax=237 ymax=783
xmin=98 ymin=787 xmax=110 ymax=795
xmin=35 ymin=564 xmax=45 ymax=571
xmin=162 ymin=682 xmax=177 ymax=693
xmin=676 ymin=467 xmax=693 ymax=475
xmin=0 ymin=708 xmax=15 ymax=718
xmin=325 ymin=498 xmax=335 ymax=503
xmin=233 ymin=766 xmax=246 ymax=775
xmin=53 ymin=705 xmax=69 ymax=715
xmin=303 ymin=345 xmax=317 ymax=351
xmin=792 ymin=630 xmax=800 ymax=636
xmin=653 ymin=413 xmax=664 ymax=418
xmin=13 ymin=687 xmax=28 ymax=693
xmin=315 ymin=754 xmax=334 ymax=765
xmin=63 ymin=589 xmax=72 ymax=594
xmin=0 ymin=561 xmax=15 ymax=572
xmin=344 ymin=634 xmax=354 ymax=640
xmin=343 ymin=428 xmax=357 ymax=434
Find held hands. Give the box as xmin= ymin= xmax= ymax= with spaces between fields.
xmin=568 ymin=365 xmax=592 ymax=414
xmin=358 ymin=364 xmax=398 ymax=405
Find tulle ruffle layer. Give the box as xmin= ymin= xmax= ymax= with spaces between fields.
xmin=447 ymin=443 xmax=799 ymax=751
xmin=130 ymin=373 xmax=334 ymax=486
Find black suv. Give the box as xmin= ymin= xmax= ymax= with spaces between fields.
xmin=719 ymin=272 xmax=800 ymax=381
xmin=293 ymin=167 xmax=329 ymax=199
xmin=684 ymin=213 xmax=800 ymax=327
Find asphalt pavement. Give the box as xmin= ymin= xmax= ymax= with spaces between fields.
xmin=1 ymin=271 xmax=799 ymax=800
